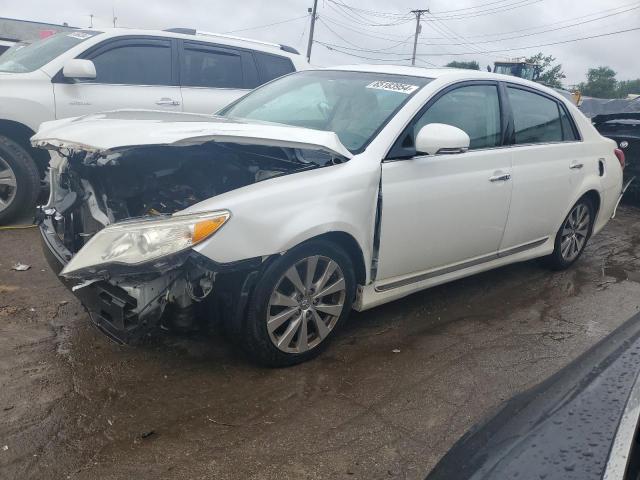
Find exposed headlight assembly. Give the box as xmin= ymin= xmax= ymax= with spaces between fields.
xmin=61 ymin=211 xmax=230 ymax=277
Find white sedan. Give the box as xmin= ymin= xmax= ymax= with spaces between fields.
xmin=34 ymin=65 xmax=625 ymax=366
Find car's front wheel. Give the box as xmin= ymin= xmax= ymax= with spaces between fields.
xmin=546 ymin=197 xmax=595 ymax=270
xmin=243 ymin=240 xmax=356 ymax=367
xmin=0 ymin=136 xmax=41 ymax=225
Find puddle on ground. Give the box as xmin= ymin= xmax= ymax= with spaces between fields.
xmin=602 ymin=265 xmax=640 ymax=283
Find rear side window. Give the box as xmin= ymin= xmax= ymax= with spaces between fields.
xmin=254 ymin=52 xmax=295 ymax=83
xmin=507 ymin=87 xmax=564 ymax=144
xmin=182 ymin=44 xmax=244 ymax=88
xmin=414 ymin=84 xmax=502 ymax=150
xmin=89 ymin=40 xmax=172 ymax=86
xmin=559 ymin=105 xmax=579 ymax=141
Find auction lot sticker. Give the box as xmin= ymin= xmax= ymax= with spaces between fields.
xmin=366 ymin=81 xmax=419 ymax=94
xmin=67 ymin=32 xmax=94 ymax=39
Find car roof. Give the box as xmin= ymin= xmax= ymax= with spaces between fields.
xmin=89 ymin=27 xmax=304 ymax=62
xmin=324 ymin=63 xmax=553 ymax=91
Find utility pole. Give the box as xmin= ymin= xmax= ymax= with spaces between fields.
xmin=306 ymin=0 xmax=318 ymax=63
xmin=88 ymin=14 xmax=94 ymax=28
xmin=411 ymin=9 xmax=429 ymax=66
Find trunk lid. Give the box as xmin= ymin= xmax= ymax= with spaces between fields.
xmin=32 ymin=109 xmax=353 ymax=159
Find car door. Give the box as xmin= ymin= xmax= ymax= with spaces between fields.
xmin=498 ymin=85 xmax=584 ymax=251
xmin=376 ymin=82 xmax=514 ymax=282
xmin=54 ymin=37 xmax=182 ymax=118
xmin=179 ymin=41 xmax=258 ymax=114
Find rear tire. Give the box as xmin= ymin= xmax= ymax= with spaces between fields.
xmin=242 ymin=240 xmax=356 ymax=367
xmin=0 ymin=135 xmax=40 ymax=225
xmin=545 ymin=197 xmax=595 ymax=270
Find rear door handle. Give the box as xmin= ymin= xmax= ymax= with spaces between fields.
xmin=489 ymin=173 xmax=511 ymax=182
xmin=570 ymin=162 xmax=584 ymax=170
xmin=156 ymin=98 xmax=180 ymax=106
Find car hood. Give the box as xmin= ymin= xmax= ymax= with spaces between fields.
xmin=31 ymin=109 xmax=353 ymax=159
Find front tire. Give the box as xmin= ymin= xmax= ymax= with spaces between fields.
xmin=0 ymin=136 xmax=41 ymax=225
xmin=242 ymin=240 xmax=356 ymax=367
xmin=545 ymin=197 xmax=595 ymax=270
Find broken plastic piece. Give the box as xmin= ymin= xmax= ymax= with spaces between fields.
xmin=11 ymin=263 xmax=30 ymax=271
xmin=71 ymin=279 xmax=100 ymax=291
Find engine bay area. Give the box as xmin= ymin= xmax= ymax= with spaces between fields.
xmin=38 ymin=140 xmax=342 ymax=342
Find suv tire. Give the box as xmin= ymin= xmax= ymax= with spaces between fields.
xmin=0 ymin=135 xmax=40 ymax=225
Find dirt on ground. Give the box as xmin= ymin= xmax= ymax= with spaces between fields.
xmin=1 ymin=207 xmax=640 ymax=480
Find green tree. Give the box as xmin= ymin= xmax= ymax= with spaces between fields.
xmin=525 ymin=52 xmax=566 ymax=88
xmin=445 ymin=60 xmax=480 ymax=70
xmin=579 ymin=67 xmax=618 ymax=98
xmin=617 ymin=79 xmax=640 ymax=98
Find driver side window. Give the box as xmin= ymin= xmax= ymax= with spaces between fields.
xmin=414 ymin=84 xmax=502 ymax=150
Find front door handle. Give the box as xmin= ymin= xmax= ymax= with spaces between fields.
xmin=570 ymin=162 xmax=584 ymax=170
xmin=156 ymin=98 xmax=180 ymax=106
xmin=489 ymin=173 xmax=511 ymax=182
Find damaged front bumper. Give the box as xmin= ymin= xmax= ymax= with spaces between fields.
xmin=39 ymin=217 xmax=261 ymax=344
xmin=40 ymin=217 xmax=149 ymax=343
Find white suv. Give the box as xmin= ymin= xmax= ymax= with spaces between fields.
xmin=0 ymin=27 xmax=307 ymax=223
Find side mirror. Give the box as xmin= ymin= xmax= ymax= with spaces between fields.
xmin=415 ymin=123 xmax=470 ymax=156
xmin=62 ymin=59 xmax=96 ymax=80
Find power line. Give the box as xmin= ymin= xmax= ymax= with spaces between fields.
xmin=222 ymin=15 xmax=308 ymax=34
xmin=423 ymin=3 xmax=640 ymax=46
xmin=326 ymin=1 xmax=413 ymax=27
xmin=315 ymin=41 xmax=413 ymax=62
xmin=428 ymin=0 xmax=544 ymax=20
xmin=430 ymin=0 xmax=523 ymax=14
xmin=430 ymin=0 xmax=640 ymax=39
xmin=412 ymin=26 xmax=640 ymax=56
xmin=318 ymin=18 xmax=414 ymax=52
xmin=327 ymin=0 xmax=413 ymax=21
xmin=426 ymin=12 xmax=499 ymax=60
xmin=321 ymin=1 xmax=640 ymax=49
xmin=321 ymin=15 xmax=418 ymax=40
xmin=317 ymin=26 xmax=640 ymax=59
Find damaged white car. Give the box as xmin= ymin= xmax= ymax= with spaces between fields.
xmin=34 ymin=66 xmax=625 ymax=366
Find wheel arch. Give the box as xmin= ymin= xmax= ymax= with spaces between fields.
xmin=581 ymin=189 xmax=601 ymax=219
xmin=293 ymin=231 xmax=368 ymax=287
xmin=0 ymin=119 xmax=49 ymax=175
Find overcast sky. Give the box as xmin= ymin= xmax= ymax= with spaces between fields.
xmin=1 ymin=0 xmax=638 ymax=85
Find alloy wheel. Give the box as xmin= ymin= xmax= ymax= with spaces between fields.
xmin=560 ymin=203 xmax=590 ymax=262
xmin=267 ymin=255 xmax=346 ymax=354
xmin=0 ymin=156 xmax=17 ymax=213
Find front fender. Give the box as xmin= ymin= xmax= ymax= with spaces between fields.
xmin=188 ymin=158 xmax=380 ymax=282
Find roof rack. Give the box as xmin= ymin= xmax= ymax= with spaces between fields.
xmin=279 ymin=44 xmax=299 ymax=55
xmin=163 ymin=27 xmax=300 ymax=55
xmin=164 ymin=27 xmax=196 ymax=35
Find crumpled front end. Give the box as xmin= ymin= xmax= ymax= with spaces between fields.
xmin=39 ymin=213 xmax=259 ymax=343
xmin=35 ymin=131 xmax=347 ymax=343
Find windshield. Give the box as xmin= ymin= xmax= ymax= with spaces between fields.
xmin=0 ymin=31 xmax=101 ymax=73
xmin=221 ymin=70 xmax=431 ymax=153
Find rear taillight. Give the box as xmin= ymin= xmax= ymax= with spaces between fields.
xmin=615 ymin=148 xmax=626 ymax=169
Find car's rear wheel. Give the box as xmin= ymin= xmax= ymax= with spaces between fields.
xmin=243 ymin=240 xmax=356 ymax=367
xmin=546 ymin=197 xmax=594 ymax=270
xmin=0 ymin=136 xmax=41 ymax=225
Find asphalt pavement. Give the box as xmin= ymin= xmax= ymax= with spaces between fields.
xmin=2 ymin=207 xmax=640 ymax=480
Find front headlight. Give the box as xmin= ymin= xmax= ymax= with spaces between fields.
xmin=60 ymin=210 xmax=230 ymax=277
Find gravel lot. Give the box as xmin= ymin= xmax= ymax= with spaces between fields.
xmin=1 ymin=206 xmax=640 ymax=480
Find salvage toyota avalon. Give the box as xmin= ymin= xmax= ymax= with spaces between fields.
xmin=34 ymin=66 xmax=626 ymax=366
